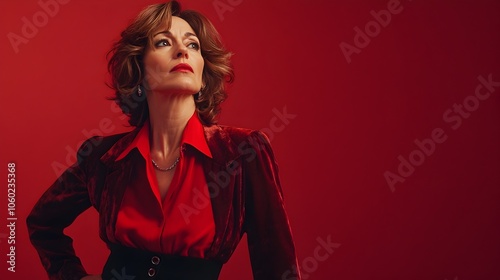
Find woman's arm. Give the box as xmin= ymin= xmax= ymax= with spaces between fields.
xmin=243 ymin=131 xmax=301 ymax=280
xmin=26 ymin=139 xmax=94 ymax=280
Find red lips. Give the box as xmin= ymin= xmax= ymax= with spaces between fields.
xmin=170 ymin=63 xmax=193 ymax=73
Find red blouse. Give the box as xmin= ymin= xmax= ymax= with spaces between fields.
xmin=114 ymin=112 xmax=215 ymax=258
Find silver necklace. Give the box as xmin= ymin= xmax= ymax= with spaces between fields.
xmin=151 ymin=157 xmax=179 ymax=172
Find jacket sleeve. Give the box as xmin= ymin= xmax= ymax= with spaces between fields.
xmin=243 ymin=131 xmax=302 ymax=280
xmin=26 ymin=139 xmax=94 ymax=280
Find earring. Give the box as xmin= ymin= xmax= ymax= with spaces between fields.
xmin=137 ymin=85 xmax=142 ymax=97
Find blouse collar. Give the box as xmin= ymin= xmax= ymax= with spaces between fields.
xmin=115 ymin=112 xmax=212 ymax=162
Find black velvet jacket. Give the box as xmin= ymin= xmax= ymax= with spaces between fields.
xmin=27 ymin=124 xmax=301 ymax=280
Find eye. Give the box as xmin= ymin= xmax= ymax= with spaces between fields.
xmin=188 ymin=42 xmax=200 ymax=50
xmin=154 ymin=39 xmax=170 ymax=48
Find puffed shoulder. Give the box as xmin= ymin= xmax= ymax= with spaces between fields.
xmin=74 ymin=132 xmax=131 ymax=165
xmin=203 ymin=125 xmax=274 ymax=165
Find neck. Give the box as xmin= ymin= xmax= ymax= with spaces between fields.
xmin=147 ymin=92 xmax=196 ymax=160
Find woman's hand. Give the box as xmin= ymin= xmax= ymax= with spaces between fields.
xmin=80 ymin=275 xmax=102 ymax=280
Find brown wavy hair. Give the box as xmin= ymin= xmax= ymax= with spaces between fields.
xmin=107 ymin=1 xmax=234 ymax=127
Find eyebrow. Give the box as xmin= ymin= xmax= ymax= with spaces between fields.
xmin=153 ymin=31 xmax=198 ymax=39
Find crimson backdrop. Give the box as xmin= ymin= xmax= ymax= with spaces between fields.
xmin=1 ymin=0 xmax=499 ymax=279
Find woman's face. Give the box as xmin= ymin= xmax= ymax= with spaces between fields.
xmin=143 ymin=16 xmax=204 ymax=95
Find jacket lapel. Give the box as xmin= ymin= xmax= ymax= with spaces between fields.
xmin=202 ymin=125 xmax=244 ymax=259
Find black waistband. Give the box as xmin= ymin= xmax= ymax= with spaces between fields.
xmin=101 ymin=243 xmax=223 ymax=280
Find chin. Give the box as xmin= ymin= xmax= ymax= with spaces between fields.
xmin=150 ymin=80 xmax=200 ymax=95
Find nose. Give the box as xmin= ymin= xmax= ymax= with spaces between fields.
xmin=175 ymin=44 xmax=188 ymax=59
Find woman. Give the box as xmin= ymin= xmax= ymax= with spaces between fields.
xmin=26 ymin=2 xmax=301 ymax=279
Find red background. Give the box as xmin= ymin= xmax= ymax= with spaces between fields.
xmin=1 ymin=0 xmax=499 ymax=279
